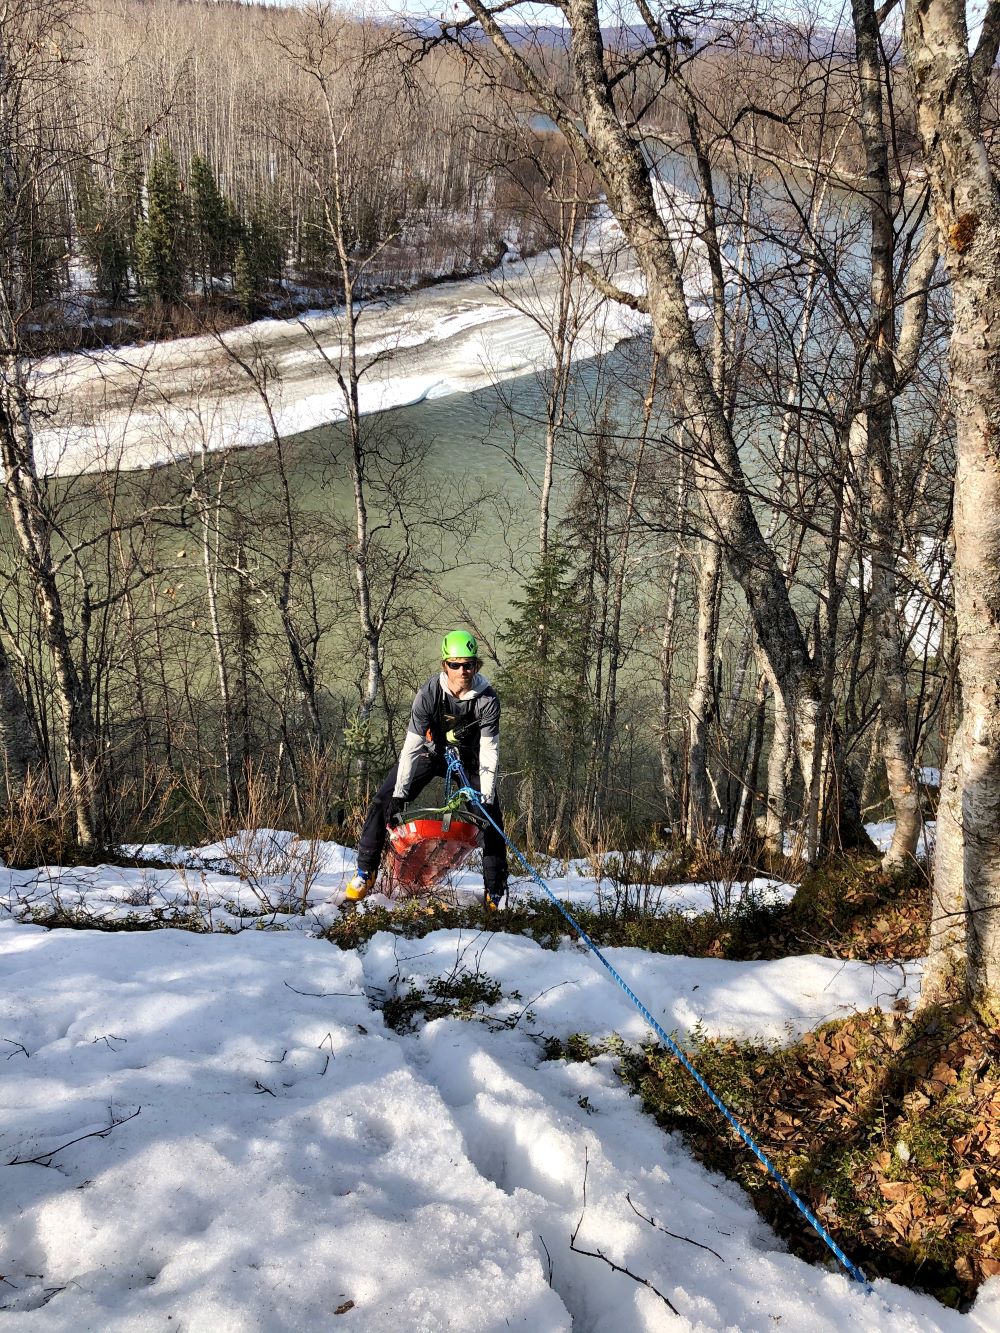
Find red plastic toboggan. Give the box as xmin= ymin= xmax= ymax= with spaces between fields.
xmin=387 ymin=817 xmax=480 ymax=896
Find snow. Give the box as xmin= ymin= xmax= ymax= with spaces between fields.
xmin=1 ymin=833 xmax=995 ymax=1328
xmin=4 ymin=834 xmax=793 ymax=937
xmin=362 ymin=929 xmax=920 ymax=1045
xmin=33 ymin=199 xmax=703 ymax=476
xmin=865 ymin=820 xmax=937 ymax=858
xmin=542 ymin=860 xmax=795 ymax=919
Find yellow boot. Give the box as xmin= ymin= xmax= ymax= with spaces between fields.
xmin=344 ymin=870 xmax=371 ymax=902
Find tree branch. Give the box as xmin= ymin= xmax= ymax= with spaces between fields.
xmin=972 ymin=0 xmax=1000 ymax=88
xmin=571 ymin=1149 xmax=679 ymax=1314
xmin=8 ymin=1108 xmax=141 ymax=1167
xmin=576 ymin=259 xmax=649 ymax=313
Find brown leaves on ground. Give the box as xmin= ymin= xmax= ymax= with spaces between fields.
xmin=757 ymin=856 xmax=930 ymax=963
xmin=625 ymin=1004 xmax=999 ymax=1308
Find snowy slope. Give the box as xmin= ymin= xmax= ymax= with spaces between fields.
xmin=1 ymin=840 xmax=995 ymax=1330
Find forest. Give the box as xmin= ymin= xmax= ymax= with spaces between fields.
xmin=0 ymin=0 xmax=997 ymax=1016
xmin=22 ymin=0 xmax=567 ymax=338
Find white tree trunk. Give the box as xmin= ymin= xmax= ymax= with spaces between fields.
xmin=462 ymin=0 xmax=824 ymax=800
xmin=905 ymin=0 xmax=1000 ymax=1018
xmin=686 ymin=535 xmax=721 ymax=843
xmin=851 ymin=0 xmax=924 ymax=873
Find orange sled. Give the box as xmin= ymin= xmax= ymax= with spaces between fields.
xmin=387 ymin=817 xmax=480 ymax=896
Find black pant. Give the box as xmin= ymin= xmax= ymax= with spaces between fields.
xmin=358 ymin=750 xmax=508 ymax=896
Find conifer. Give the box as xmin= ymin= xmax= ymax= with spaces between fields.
xmin=134 ymin=141 xmax=187 ymax=307
xmin=77 ymin=168 xmax=131 ymax=305
xmin=190 ymin=154 xmax=231 ymax=296
xmin=498 ymin=544 xmax=590 ymax=837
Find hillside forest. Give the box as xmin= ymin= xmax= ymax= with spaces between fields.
xmin=1 ymin=0 xmax=999 ymax=1026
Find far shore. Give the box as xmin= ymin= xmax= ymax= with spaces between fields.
xmin=36 ymin=212 xmax=655 ymax=479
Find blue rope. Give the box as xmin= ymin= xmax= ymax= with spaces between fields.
xmin=445 ymin=754 xmax=873 ymax=1292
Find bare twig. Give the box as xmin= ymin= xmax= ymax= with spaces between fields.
xmin=8 ymin=1108 xmax=142 ymax=1167
xmin=539 ymin=1233 xmax=554 ymax=1286
xmin=570 ymin=1149 xmax=679 ymax=1315
xmin=284 ymin=981 xmax=357 ymax=998
xmin=625 ymin=1193 xmax=725 ymax=1262
xmin=91 ymin=1034 xmax=127 ymax=1050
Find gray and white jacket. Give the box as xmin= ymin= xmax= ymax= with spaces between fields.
xmin=393 ymin=672 xmax=500 ymax=802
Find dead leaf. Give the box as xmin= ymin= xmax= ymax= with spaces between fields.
xmin=879 ymin=1180 xmax=912 ymax=1202
xmin=885 ymin=1203 xmax=913 ymax=1238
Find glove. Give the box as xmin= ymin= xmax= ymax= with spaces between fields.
xmin=387 ymin=795 xmax=406 ymax=824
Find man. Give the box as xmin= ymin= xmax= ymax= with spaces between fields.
xmin=345 ymin=630 xmax=508 ymax=907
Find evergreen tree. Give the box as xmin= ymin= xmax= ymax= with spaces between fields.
xmin=233 ymin=209 xmax=283 ymax=317
xmin=190 ymin=154 xmax=231 ymax=296
xmin=498 ymin=544 xmax=590 ymax=846
xmin=297 ymin=203 xmax=332 ymax=279
xmin=15 ymin=185 xmax=64 ymax=309
xmin=134 ymin=141 xmax=187 ymax=307
xmin=77 ymin=168 xmax=131 ymax=305
xmin=233 ymin=239 xmax=261 ymax=318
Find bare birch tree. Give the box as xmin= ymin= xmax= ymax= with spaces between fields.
xmin=440 ymin=2 xmax=828 ymax=824
xmin=0 ymin=0 xmax=105 ymax=843
xmin=904 ymin=0 xmax=1000 ymax=1018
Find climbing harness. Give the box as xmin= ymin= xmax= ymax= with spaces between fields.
xmin=443 ymin=752 xmax=873 ymax=1294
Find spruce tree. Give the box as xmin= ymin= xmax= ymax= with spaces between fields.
xmin=298 ymin=203 xmax=332 ymax=279
xmin=134 ymin=141 xmax=187 ymax=307
xmin=77 ymin=168 xmax=131 ymax=306
xmin=498 ymin=544 xmax=590 ymax=843
xmin=18 ymin=188 xmax=63 ymax=309
xmin=233 ymin=209 xmax=283 ymax=317
xmin=233 ymin=238 xmax=261 ymax=318
xmin=190 ymin=154 xmax=231 ymax=296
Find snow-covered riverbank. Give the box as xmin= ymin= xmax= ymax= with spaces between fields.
xmin=34 ymin=217 xmax=628 ymax=476
xmin=35 ymin=187 xmax=709 ymax=478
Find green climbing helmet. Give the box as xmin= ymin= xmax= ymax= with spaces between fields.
xmin=441 ymin=629 xmax=478 ymax=660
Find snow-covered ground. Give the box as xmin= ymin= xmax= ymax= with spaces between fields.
xmin=34 ymin=190 xmax=706 ymax=477
xmin=2 ymin=831 xmax=995 ymax=1329
xmin=3 ymin=830 xmax=794 ymax=937
xmin=865 ymin=819 xmax=937 ymax=859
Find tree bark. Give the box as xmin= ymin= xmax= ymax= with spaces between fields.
xmin=905 ymin=0 xmax=1000 ymax=1019
xmin=852 ymin=0 xmax=923 ymax=873
xmin=0 ymin=24 xmax=101 ymax=845
xmin=686 ymin=534 xmax=721 ymax=843
xmin=658 ymin=457 xmax=686 ymax=823
xmin=0 ymin=630 xmax=41 ymax=789
xmin=764 ymin=664 xmax=791 ymax=859
xmin=195 ymin=452 xmax=237 ymax=817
